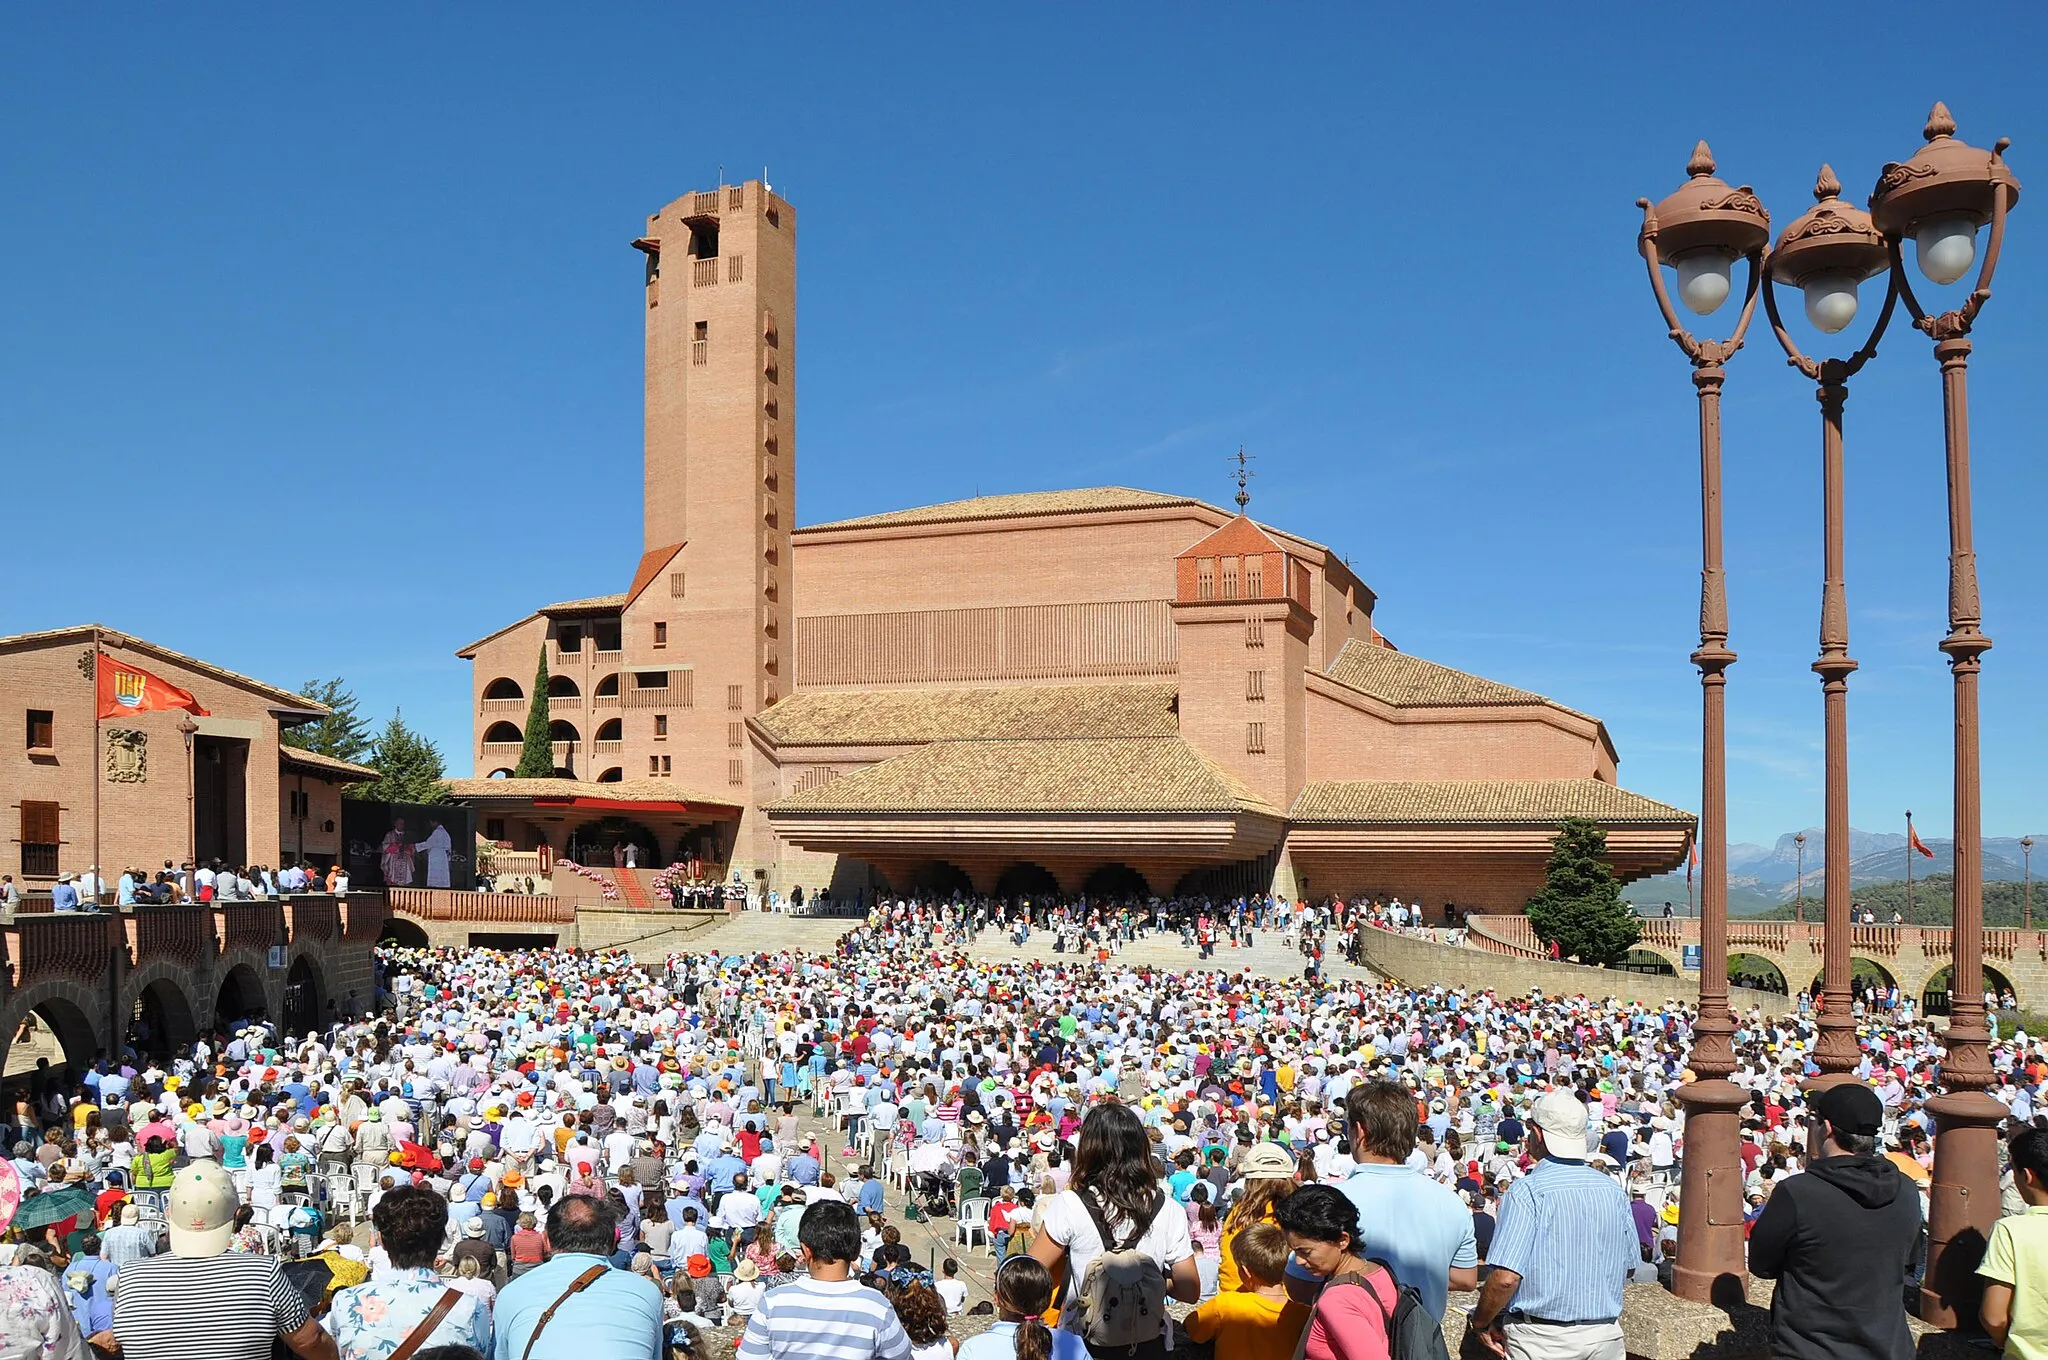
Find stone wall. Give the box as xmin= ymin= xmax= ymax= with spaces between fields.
xmin=1358 ymin=926 xmax=1794 ymax=1015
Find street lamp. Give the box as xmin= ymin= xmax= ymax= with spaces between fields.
xmin=2024 ymin=836 xmax=2035 ymax=932
xmin=1636 ymin=140 xmax=1769 ymax=1303
xmin=1793 ymin=830 xmax=1806 ymax=924
xmin=176 ymin=714 xmax=200 ymax=884
xmin=1867 ymin=103 xmax=2022 ymax=1329
xmin=1762 ymin=166 xmax=1897 ymax=1085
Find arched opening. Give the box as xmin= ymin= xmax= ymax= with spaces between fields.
xmin=127 ymin=978 xmax=199 ymax=1060
xmin=904 ymin=862 xmax=973 ymax=900
xmin=549 ymin=720 xmax=580 ymax=743
xmin=483 ymin=721 xmax=522 ymax=744
xmin=483 ymin=677 xmax=524 ymax=701
xmin=1806 ymin=957 xmax=1900 ymax=1006
xmin=1728 ymin=954 xmax=1789 ymax=994
xmin=379 ymin=918 xmax=431 ymax=949
xmin=1082 ymin=864 xmax=1151 ymax=901
xmin=1615 ymin=949 xmax=1676 ymax=977
xmin=1923 ymin=963 xmax=2018 ymax=1017
xmin=595 ymin=674 xmax=620 ymax=698
xmin=5 ymin=997 xmax=100 ymax=1087
xmin=281 ymin=956 xmax=323 ymax=1037
xmin=995 ymin=863 xmax=1060 ymax=902
xmin=216 ymin=963 xmax=268 ymax=1029
xmin=488 ymin=768 xmax=513 ymax=779
xmin=565 ymin=816 xmax=661 ymax=867
xmin=595 ymin=718 xmax=623 ymax=742
xmin=551 ymin=767 xmax=576 ymax=778
xmin=597 ymin=768 xmax=623 ymax=783
xmin=547 ymin=675 xmax=581 ymax=698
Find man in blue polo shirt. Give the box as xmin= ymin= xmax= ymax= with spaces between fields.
xmin=1290 ymin=1080 xmax=1478 ymax=1320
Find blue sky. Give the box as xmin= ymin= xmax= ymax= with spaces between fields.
xmin=4 ymin=8 xmax=2045 ymax=845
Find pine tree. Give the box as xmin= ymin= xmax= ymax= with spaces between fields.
xmin=284 ymin=678 xmax=373 ymax=764
xmin=353 ymin=710 xmax=450 ymax=804
xmin=514 ymin=646 xmax=556 ymax=778
xmin=1525 ymin=817 xmax=1641 ymax=965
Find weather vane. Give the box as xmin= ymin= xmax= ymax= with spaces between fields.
xmin=1232 ymin=446 xmax=1255 ymax=511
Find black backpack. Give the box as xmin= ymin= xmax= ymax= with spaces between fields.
xmin=1296 ymin=1259 xmax=1451 ymax=1360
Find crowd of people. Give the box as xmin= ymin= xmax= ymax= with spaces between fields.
xmin=4 ymin=860 xmax=354 ymax=913
xmin=0 ymin=896 xmax=2043 ymax=1360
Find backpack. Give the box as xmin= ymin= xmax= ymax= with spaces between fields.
xmin=1060 ymin=1189 xmax=1166 ymax=1354
xmin=1297 ymin=1260 xmax=1451 ymax=1360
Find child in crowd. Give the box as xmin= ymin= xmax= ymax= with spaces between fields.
xmin=1182 ymin=1223 xmax=1311 ymax=1360
xmin=737 ymin=1200 xmax=914 ymax=1360
xmin=1982 ymin=1126 xmax=2048 ymax=1356
xmin=955 ymin=1256 xmax=1084 ymax=1360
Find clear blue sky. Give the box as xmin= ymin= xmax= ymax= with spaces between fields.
xmin=4 ymin=8 xmax=2045 ymax=846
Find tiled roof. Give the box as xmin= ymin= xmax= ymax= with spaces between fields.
xmin=443 ymin=777 xmax=740 ymax=809
xmin=1290 ymin=779 xmax=1694 ymax=826
xmin=540 ymin=594 xmax=627 ymax=614
xmin=753 ymin=683 xmax=1179 ymax=747
xmin=800 ymin=487 xmax=1208 ymax=532
xmin=769 ymin=737 xmax=1280 ymax=816
xmin=1323 ymin=639 xmax=1588 ymax=717
xmin=0 ymin=624 xmax=328 ymax=715
xmin=279 ymin=746 xmax=379 ymax=781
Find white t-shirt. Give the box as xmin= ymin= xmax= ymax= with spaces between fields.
xmin=1042 ymin=1187 xmax=1193 ymax=1285
xmin=935 ymin=1277 xmax=969 ymax=1314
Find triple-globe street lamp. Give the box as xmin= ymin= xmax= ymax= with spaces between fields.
xmin=1636 ymin=106 xmax=2019 ymax=1318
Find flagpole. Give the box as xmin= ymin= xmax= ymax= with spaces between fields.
xmin=91 ymin=626 xmax=102 ymax=905
xmin=1906 ymin=809 xmax=1915 ymax=921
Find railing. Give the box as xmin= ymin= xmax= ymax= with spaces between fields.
xmin=129 ymin=903 xmax=208 ymax=969
xmin=694 ymin=258 xmax=718 ymax=287
xmin=286 ymin=896 xmax=339 ymax=942
xmin=592 ymin=692 xmax=620 ymax=708
xmin=1460 ymin=915 xmax=1545 ymax=960
xmin=694 ymin=191 xmax=720 ymax=215
xmin=10 ymin=914 xmax=122 ymax=985
xmin=549 ymin=695 xmax=582 ymax=711
xmin=1469 ymin=914 xmax=2048 ymax=967
xmin=215 ymin=903 xmax=284 ymax=955
xmin=480 ymin=698 xmax=525 ymax=714
xmin=594 ymin=740 xmax=622 ymax=755
xmin=386 ymin=888 xmax=576 ymax=924
xmin=593 ymin=650 xmax=623 ymax=667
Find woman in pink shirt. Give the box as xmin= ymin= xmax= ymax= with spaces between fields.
xmin=1274 ymin=1184 xmax=1397 ymax=1360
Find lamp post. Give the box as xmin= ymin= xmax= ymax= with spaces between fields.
xmin=1636 ymin=141 xmax=1769 ymax=1302
xmin=1866 ymin=102 xmax=2022 ymax=1330
xmin=1762 ymin=166 xmax=1898 ymax=1085
xmin=176 ymin=714 xmax=199 ymax=882
xmin=2024 ymin=837 xmax=2035 ymax=932
xmin=1793 ymin=831 xmax=1806 ymax=925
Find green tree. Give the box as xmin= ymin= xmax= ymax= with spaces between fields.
xmin=283 ymin=678 xmax=373 ymax=764
xmin=514 ymin=647 xmax=556 ymax=778
xmin=1525 ymin=817 xmax=1641 ymax=965
xmin=352 ymin=710 xmax=450 ymax=804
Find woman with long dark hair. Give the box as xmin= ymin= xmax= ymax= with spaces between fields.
xmin=1030 ymin=1103 xmax=1198 ymax=1359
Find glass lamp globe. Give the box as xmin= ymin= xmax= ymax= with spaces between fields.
xmin=1802 ymin=272 xmax=1861 ymax=334
xmin=1675 ymin=251 xmax=1735 ymax=316
xmin=1912 ymin=214 xmax=1980 ymax=287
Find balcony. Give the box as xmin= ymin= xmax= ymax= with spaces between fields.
xmin=594 ymin=740 xmax=623 ymax=756
xmin=593 ymin=649 xmax=623 ymax=667
xmin=550 ymin=694 xmax=582 ymax=711
xmin=480 ymin=697 xmax=525 ymax=715
xmin=694 ymin=258 xmax=718 ymax=287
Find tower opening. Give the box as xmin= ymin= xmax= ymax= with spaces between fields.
xmin=687 ymin=218 xmax=719 ymax=259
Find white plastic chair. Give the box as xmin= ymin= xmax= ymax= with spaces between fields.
xmin=887 ymin=1148 xmax=912 ymax=1194
xmin=954 ymin=1197 xmax=991 ymax=1249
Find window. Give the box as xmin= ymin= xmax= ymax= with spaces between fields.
xmin=1247 ymin=669 xmax=1266 ymax=701
xmin=728 ymin=759 xmax=744 ymax=786
xmin=1245 ymin=616 xmax=1265 ymax=648
xmin=727 ymin=685 xmax=743 ymax=711
xmin=1221 ymin=557 xmax=1240 ymax=600
xmin=1246 ymin=722 xmax=1266 ymax=754
xmin=695 ymin=320 xmax=708 ymax=341
xmin=764 ymin=359 xmax=779 ymax=385
xmin=557 ymin=626 xmax=582 ymax=654
xmin=633 ymin=670 xmax=668 ymax=689
xmin=648 ymin=755 xmax=660 ymax=775
xmin=654 ymin=714 xmax=668 ymax=738
xmin=728 ymin=722 xmax=743 ymax=748
xmin=19 ymin=801 xmax=58 ymax=878
xmin=764 ymin=435 xmax=779 ymax=458
xmin=764 ymin=396 xmax=779 ymax=419
xmin=727 ymin=254 xmax=744 ymax=283
xmin=25 ymin=710 xmax=53 ymax=753
xmin=669 ymin=571 xmax=686 ymax=598
xmin=485 ymin=818 xmax=506 ymax=841
xmin=688 ymin=219 xmax=718 ymax=259
xmin=662 ymin=755 xmax=672 ymax=775
xmin=764 ymin=313 xmax=780 ymax=347
xmin=1196 ymin=558 xmax=1215 ymax=601
xmin=653 ymin=622 xmax=668 ymax=648
xmin=288 ymin=790 xmax=309 ymax=820
xmin=766 ymin=205 xmax=781 ymax=228
xmin=1246 ymin=556 xmax=1264 ymax=597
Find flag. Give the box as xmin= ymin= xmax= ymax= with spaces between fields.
xmin=1686 ymin=840 xmax=1698 ymax=883
xmin=95 ymin=652 xmax=210 ymax=721
xmin=1909 ymin=823 xmax=1935 ymax=860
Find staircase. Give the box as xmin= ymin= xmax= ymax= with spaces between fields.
xmin=607 ymin=869 xmax=656 ymax=911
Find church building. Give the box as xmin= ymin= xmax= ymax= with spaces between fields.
xmin=454 ymin=181 xmax=1691 ymax=915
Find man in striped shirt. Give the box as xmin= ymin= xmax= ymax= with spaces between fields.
xmin=738 ymin=1199 xmax=912 ymax=1360
xmin=1466 ymin=1092 xmax=1636 ymax=1360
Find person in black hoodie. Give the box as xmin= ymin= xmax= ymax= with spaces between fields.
xmin=1749 ymin=1082 xmax=1920 ymax=1360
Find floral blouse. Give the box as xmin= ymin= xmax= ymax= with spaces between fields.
xmin=325 ymin=1266 xmax=492 ymax=1360
xmin=0 ymin=1266 xmax=90 ymax=1360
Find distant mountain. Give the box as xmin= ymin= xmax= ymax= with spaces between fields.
xmin=1620 ymin=828 xmax=2039 ymax=918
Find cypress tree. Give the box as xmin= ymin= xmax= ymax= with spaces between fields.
xmin=515 ymin=646 xmax=556 ymax=778
xmin=1525 ymin=816 xmax=1642 ymax=965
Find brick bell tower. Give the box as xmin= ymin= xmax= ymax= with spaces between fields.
xmin=631 ymin=181 xmax=795 ymax=873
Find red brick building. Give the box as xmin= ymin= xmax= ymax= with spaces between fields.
xmin=457 ymin=182 xmax=1691 ymax=916
xmin=2 ymin=626 xmax=375 ymax=889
